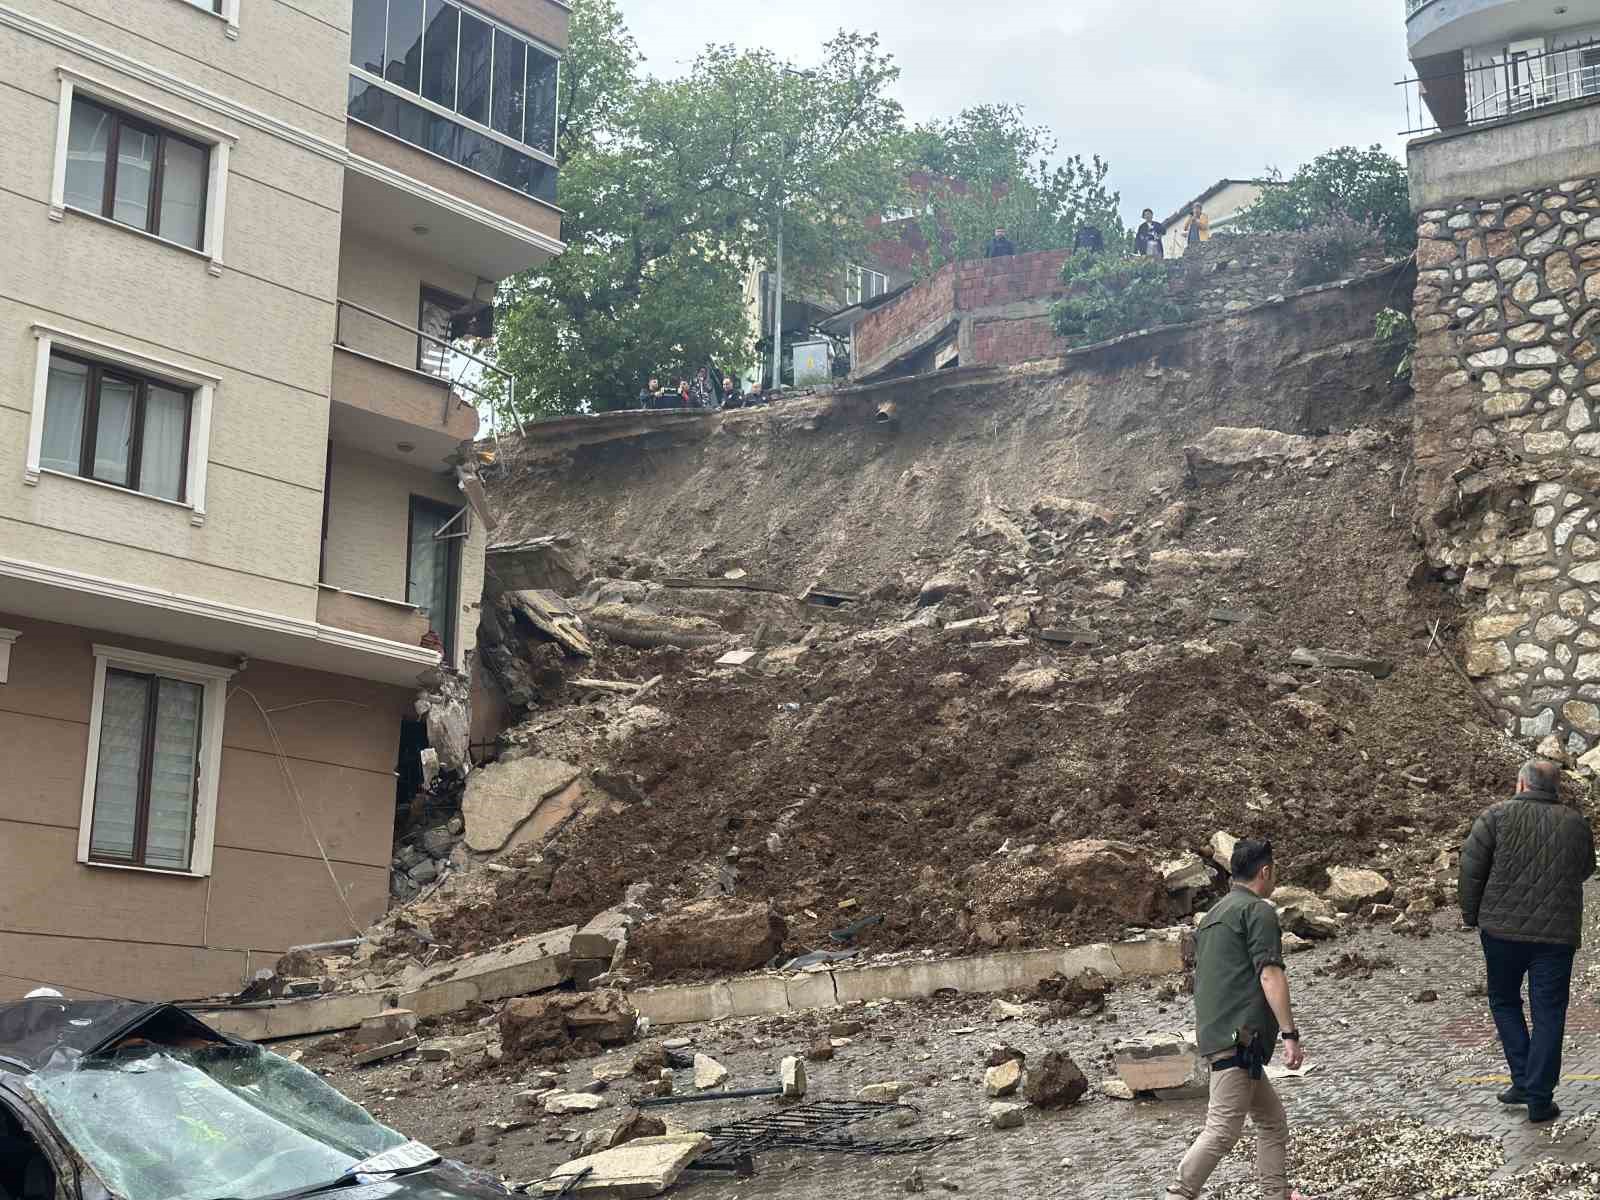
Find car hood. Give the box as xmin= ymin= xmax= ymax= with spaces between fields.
xmin=334 ymin=1161 xmax=510 ymax=1200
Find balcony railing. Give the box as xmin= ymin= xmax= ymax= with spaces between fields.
xmin=334 ymin=298 xmax=515 ymax=432
xmin=1404 ymin=0 xmax=1436 ymax=17
xmin=1398 ymin=38 xmax=1600 ymax=135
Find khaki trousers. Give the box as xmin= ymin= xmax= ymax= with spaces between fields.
xmin=1166 ymin=1065 xmax=1289 ymax=1199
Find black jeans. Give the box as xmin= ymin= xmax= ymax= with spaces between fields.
xmin=1481 ymin=931 xmax=1576 ymax=1105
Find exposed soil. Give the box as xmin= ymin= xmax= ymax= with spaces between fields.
xmin=434 ymin=422 xmax=1534 ymax=973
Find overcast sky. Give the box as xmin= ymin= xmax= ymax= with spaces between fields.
xmin=616 ymin=0 xmax=1415 ymax=224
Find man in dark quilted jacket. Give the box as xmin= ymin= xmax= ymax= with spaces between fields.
xmin=1459 ymin=758 xmax=1596 ymax=1122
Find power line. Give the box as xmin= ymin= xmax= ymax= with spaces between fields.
xmin=0 ymin=969 xmax=141 ymax=1002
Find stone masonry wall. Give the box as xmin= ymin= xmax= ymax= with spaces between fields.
xmin=1412 ymin=178 xmax=1600 ymax=759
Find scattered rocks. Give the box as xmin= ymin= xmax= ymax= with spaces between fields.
xmin=780 ymin=1056 xmax=807 ymax=1099
xmin=1323 ymin=867 xmax=1394 ymax=913
xmin=499 ymin=990 xmax=639 ymax=1062
xmin=543 ymin=1092 xmax=607 ymax=1115
xmin=1113 ymin=1034 xmax=1200 ymax=1093
xmin=693 ymin=1053 xmax=730 ymax=1090
xmin=1098 ymin=1078 xmax=1135 ymax=1101
xmin=805 ymin=1037 xmax=836 ymax=1062
xmin=860 ymin=1081 xmax=915 ymax=1102
xmin=1022 ymin=1051 xmax=1088 ymax=1109
xmin=984 ymin=1058 xmax=1023 ymax=1097
xmin=630 ymin=898 xmax=786 ymax=974
xmin=988 ymin=1101 xmax=1029 ymax=1130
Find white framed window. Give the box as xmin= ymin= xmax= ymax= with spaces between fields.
xmin=78 ymin=645 xmax=234 ymax=878
xmin=846 ymin=264 xmax=889 ymax=306
xmin=49 ymin=68 xmax=238 ymax=276
xmin=25 ymin=323 xmax=217 ymax=526
xmin=178 ymin=0 xmax=241 ymax=39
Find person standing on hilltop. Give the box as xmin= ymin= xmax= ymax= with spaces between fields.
xmin=1459 ymin=758 xmax=1595 ymax=1123
xmin=984 ymin=227 xmax=1016 ymax=258
xmin=1184 ymin=201 xmax=1211 ymax=248
xmin=1135 ymin=208 xmax=1166 ymax=258
xmin=1166 ymin=839 xmax=1312 ymax=1200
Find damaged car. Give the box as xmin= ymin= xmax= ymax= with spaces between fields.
xmin=0 ymin=998 xmax=508 ymax=1200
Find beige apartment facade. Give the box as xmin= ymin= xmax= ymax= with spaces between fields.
xmin=0 ymin=0 xmax=565 ymax=1000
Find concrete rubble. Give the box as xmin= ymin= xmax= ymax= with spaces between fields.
xmin=540 ymin=1134 xmax=711 ymax=1197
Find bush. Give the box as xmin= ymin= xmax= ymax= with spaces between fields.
xmin=1374 ymin=307 xmax=1415 ymax=381
xmin=1287 ymin=215 xmax=1376 ymax=287
xmin=1051 ymin=251 xmax=1189 ymax=347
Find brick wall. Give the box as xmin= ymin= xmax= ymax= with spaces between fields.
xmin=853 ymin=261 xmax=960 ymax=371
xmin=971 ymin=316 xmax=1074 ymax=366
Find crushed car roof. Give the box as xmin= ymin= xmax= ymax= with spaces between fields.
xmin=0 ymin=1000 xmax=221 ymax=1073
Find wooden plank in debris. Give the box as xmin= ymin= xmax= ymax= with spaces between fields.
xmin=803 ymin=584 xmax=863 ymax=608
xmin=662 ymin=576 xmax=786 ymax=595
xmin=573 ymin=677 xmax=645 ymax=694
xmin=509 ymin=589 xmax=593 ymax=657
xmin=352 ymin=1035 xmax=420 ymax=1066
xmin=1289 ymin=646 xmax=1394 ymax=679
xmin=1038 ymin=627 xmax=1101 ymax=646
xmin=1208 ymin=607 xmax=1255 ymax=625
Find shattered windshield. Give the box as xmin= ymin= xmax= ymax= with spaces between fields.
xmin=28 ymin=1042 xmax=417 ymax=1200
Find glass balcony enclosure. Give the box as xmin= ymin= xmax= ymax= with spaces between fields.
xmin=348 ymin=0 xmax=558 ymax=205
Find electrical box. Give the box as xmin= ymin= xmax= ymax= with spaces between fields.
xmin=791 ymin=339 xmax=833 ymax=386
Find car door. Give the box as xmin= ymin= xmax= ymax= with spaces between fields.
xmin=0 ymin=1080 xmax=73 ymax=1200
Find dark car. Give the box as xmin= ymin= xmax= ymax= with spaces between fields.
xmin=0 ymin=999 xmax=508 ymax=1200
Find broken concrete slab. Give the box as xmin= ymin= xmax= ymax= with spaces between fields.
xmin=1160 ymin=853 xmax=1212 ymax=895
xmin=353 ymin=1008 xmax=417 ymax=1046
xmin=190 ymin=992 xmax=391 ymax=1043
xmin=860 ymin=1081 xmax=915 ymax=1101
xmin=507 ymin=589 xmax=593 ymax=657
xmin=781 ymin=1056 xmax=807 ymax=1098
xmin=544 ymin=1092 xmax=608 ymax=1115
xmin=461 ymin=757 xmax=583 ymax=853
xmin=1148 ymin=549 xmax=1247 ymax=575
xmin=1288 ymin=647 xmax=1395 ymax=679
xmin=715 ymin=649 xmax=759 ymax=666
xmin=352 ymin=1035 xmax=419 ymax=1066
xmin=401 ymin=925 xmax=576 ymax=1018
xmin=1113 ymin=1034 xmax=1200 ymax=1093
xmin=572 ymin=908 xmax=635 ymax=962
xmin=540 ymin=1134 xmax=711 ymax=1197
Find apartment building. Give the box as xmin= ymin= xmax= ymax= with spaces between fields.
xmin=0 ymin=0 xmax=564 ymax=1000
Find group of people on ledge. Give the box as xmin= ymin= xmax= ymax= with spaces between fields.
xmin=982 ymin=201 xmax=1211 ymax=264
xmin=635 ymin=366 xmax=770 ymax=411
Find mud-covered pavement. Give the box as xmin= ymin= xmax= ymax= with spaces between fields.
xmin=304 ymin=886 xmax=1600 ymax=1199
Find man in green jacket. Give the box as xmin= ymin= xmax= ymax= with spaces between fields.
xmin=1460 ymin=758 xmax=1596 ymax=1122
xmin=1167 ymin=839 xmax=1308 ymax=1200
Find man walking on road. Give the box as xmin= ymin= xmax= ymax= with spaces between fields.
xmin=1167 ymin=839 xmax=1309 ymax=1200
xmin=1460 ymin=757 xmax=1596 ymax=1122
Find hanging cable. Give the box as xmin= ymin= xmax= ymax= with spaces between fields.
xmin=231 ymin=687 xmax=366 ymax=937
xmin=0 ymin=969 xmax=139 ymax=1002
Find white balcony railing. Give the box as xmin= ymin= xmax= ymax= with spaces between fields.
xmin=1467 ymin=48 xmax=1600 ymax=123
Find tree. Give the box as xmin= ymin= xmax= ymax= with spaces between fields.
xmin=904 ymin=105 xmax=1124 ymax=271
xmin=488 ymin=2 xmax=907 ymax=419
xmin=1239 ymin=145 xmax=1414 ymax=252
xmin=1052 ymin=251 xmax=1188 ymax=347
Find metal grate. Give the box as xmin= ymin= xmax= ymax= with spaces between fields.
xmin=687 ymin=1100 xmax=965 ymax=1173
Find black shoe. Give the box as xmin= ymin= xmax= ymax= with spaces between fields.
xmin=1529 ymin=1102 xmax=1561 ymax=1124
xmin=1498 ymin=1085 xmax=1530 ymax=1104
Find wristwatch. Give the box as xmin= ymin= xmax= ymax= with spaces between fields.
xmin=1282 ymin=1030 xmax=1301 ymax=1042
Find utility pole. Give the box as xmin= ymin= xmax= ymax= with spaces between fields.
xmin=771 ymin=184 xmax=784 ymax=391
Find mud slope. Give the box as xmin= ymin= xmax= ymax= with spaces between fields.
xmin=487 ymin=267 xmax=1413 ymax=592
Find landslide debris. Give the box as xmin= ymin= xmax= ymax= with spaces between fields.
xmin=416 ymin=420 xmax=1531 ymax=976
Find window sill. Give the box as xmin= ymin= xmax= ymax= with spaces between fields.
xmin=54 ymin=204 xmax=222 ymax=277
xmin=34 ymin=467 xmax=203 ymax=526
xmin=317 ymin=583 xmax=419 ymax=611
xmin=81 ymin=857 xmax=206 ymax=879
xmin=174 ymin=0 xmax=239 ymax=39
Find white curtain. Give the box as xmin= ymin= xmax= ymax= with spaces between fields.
xmin=64 ymin=103 xmax=111 ymax=213
xmin=93 ymin=377 xmax=136 ymax=485
xmin=90 ymin=671 xmax=148 ymax=862
xmin=111 ymin=125 xmax=156 ymax=229
xmin=144 ymin=678 xmax=201 ymax=870
xmin=39 ymin=358 xmax=88 ymax=474
xmin=409 ymin=509 xmax=440 ymax=624
xmin=141 ymin=386 xmax=187 ymax=501
xmin=159 ymin=138 xmax=207 ymax=250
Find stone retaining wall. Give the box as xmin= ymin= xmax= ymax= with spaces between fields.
xmin=1412 ymin=177 xmax=1600 ymax=757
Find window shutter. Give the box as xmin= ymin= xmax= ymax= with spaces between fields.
xmin=89 ymin=671 xmax=148 ymax=861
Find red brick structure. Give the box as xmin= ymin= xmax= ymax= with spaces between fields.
xmin=852 ymin=250 xmax=1074 ymax=381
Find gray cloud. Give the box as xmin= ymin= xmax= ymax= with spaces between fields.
xmin=618 ymin=0 xmax=1414 ymax=222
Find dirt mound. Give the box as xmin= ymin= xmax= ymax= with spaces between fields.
xmin=432 ymin=424 xmax=1530 ymax=972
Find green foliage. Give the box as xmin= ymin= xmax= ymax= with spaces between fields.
xmin=1374 ymin=306 xmax=1416 ymax=381
xmin=904 ymin=105 xmax=1124 ymax=271
xmin=1051 ymin=251 xmax=1188 ymax=347
xmin=488 ymin=1 xmax=907 ymax=418
xmin=1240 ymin=145 xmax=1414 ymax=253
xmin=1287 ymin=214 xmax=1376 ymax=287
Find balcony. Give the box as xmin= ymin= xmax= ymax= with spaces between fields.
xmin=316 ymin=585 xmax=431 ymax=646
xmin=344 ymin=0 xmax=566 ymax=279
xmin=1406 ymin=0 xmax=1600 ymax=57
xmin=1400 ymin=36 xmax=1600 ymax=134
xmin=332 ymin=299 xmax=512 ymax=467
